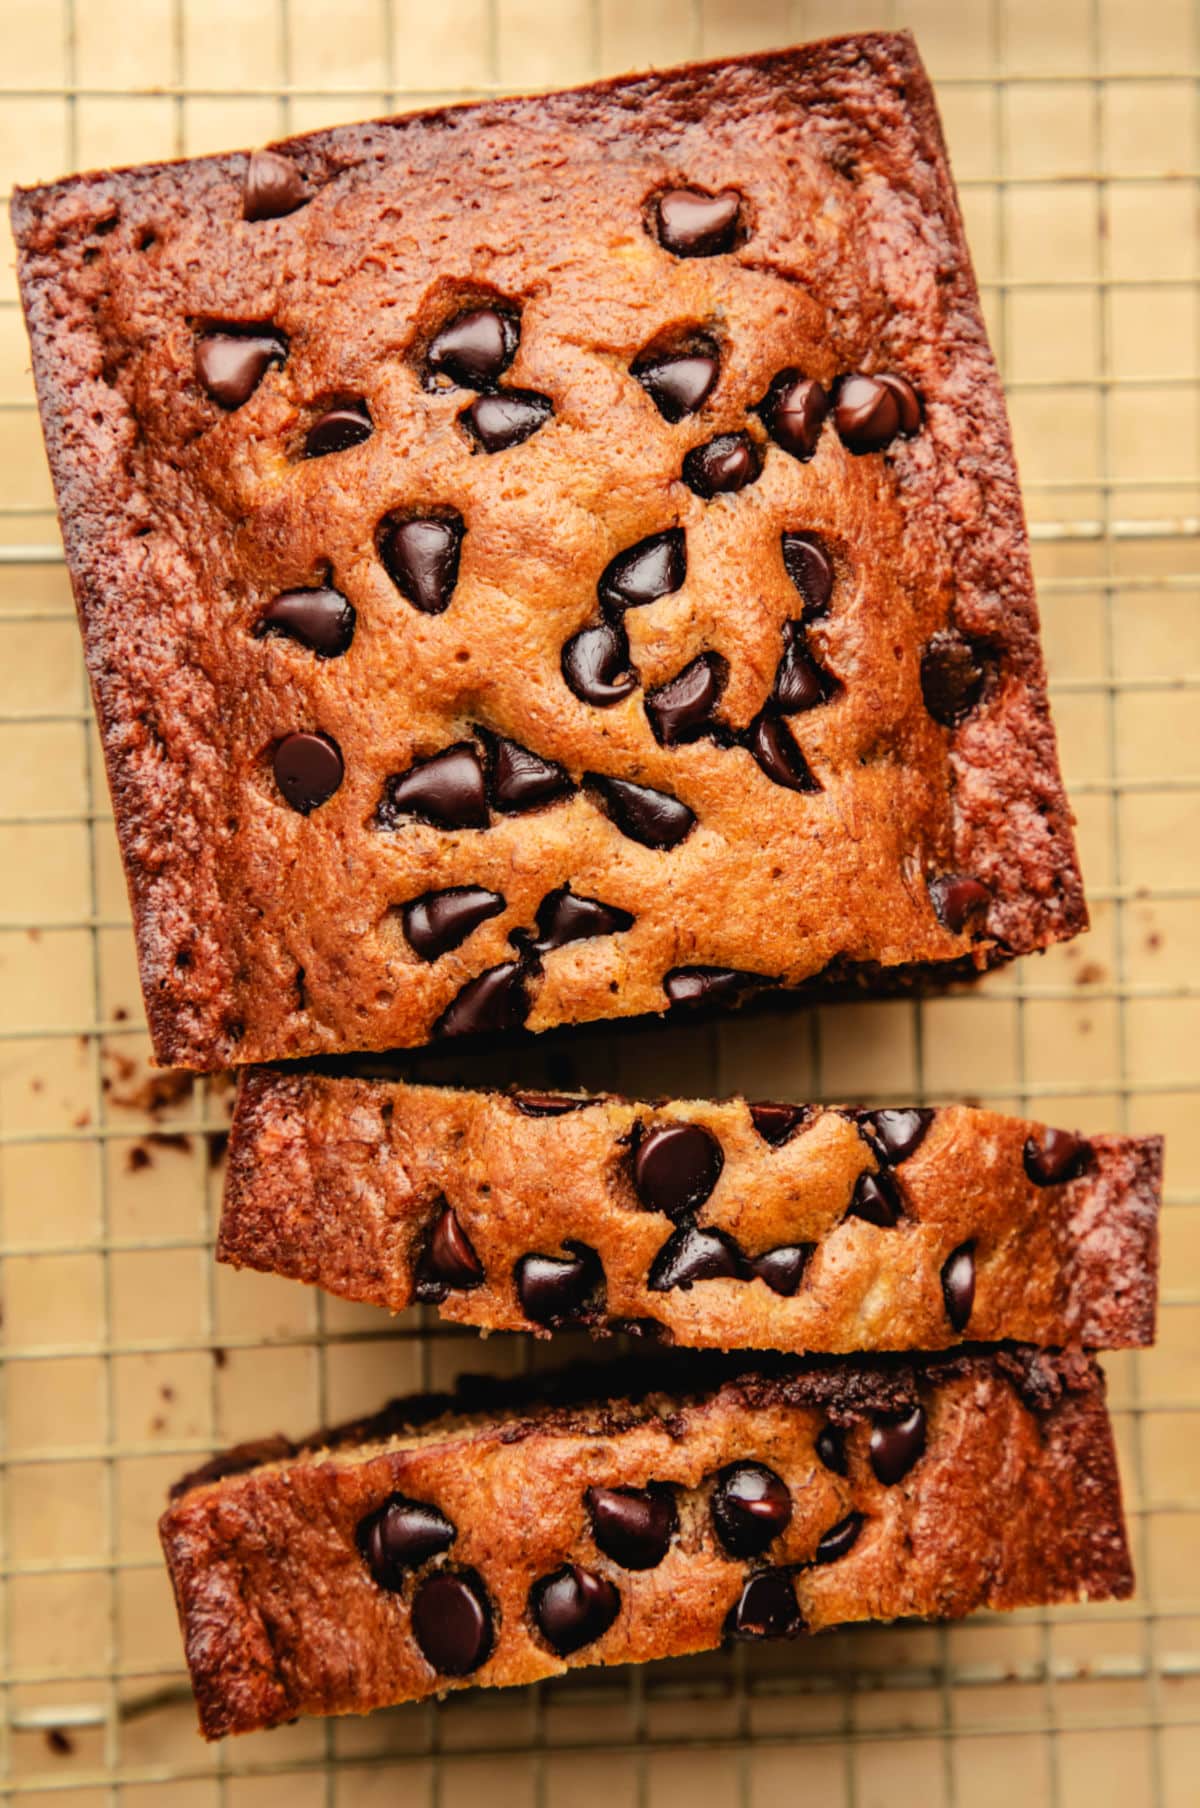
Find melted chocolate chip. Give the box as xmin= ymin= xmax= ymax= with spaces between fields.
xmin=490 ymin=737 xmax=573 ymax=812
xmin=511 ymin=1091 xmax=587 ymax=1117
xmin=749 ymin=1102 xmax=810 ymax=1146
xmin=1024 ymin=1128 xmax=1088 ymax=1186
xmin=256 ymin=586 xmax=355 ymax=657
xmin=461 ymin=390 xmax=552 ymax=452
xmin=781 ymin=533 xmax=835 ymax=617
xmin=402 ymin=886 xmax=505 ymax=961
xmin=773 ymin=624 xmax=832 ymax=714
xmin=562 ymin=620 xmax=638 ymax=706
xmin=377 ymin=744 xmax=488 ymax=830
xmin=655 ymin=188 xmax=742 ymax=257
xmin=929 ymin=874 xmax=991 ymax=936
xmin=378 ymin=515 xmax=465 ymax=615
xmin=633 ymin=344 xmax=719 ymax=422
xmin=243 ymin=149 xmax=308 ymax=221
xmin=664 ymin=966 xmax=766 ymax=1008
xmin=749 ymin=1244 xmax=812 ymax=1297
xmin=531 ymin=886 xmax=634 ymax=954
xmin=727 ymin=1569 xmax=803 ymax=1640
xmin=515 ymin=1244 xmax=603 ymax=1326
xmin=711 ymin=1463 xmax=792 ymax=1557
xmin=599 ymin=530 xmax=686 ymax=612
xmin=304 ymin=402 xmax=372 ymax=458
xmin=941 ymin=1241 xmax=976 ymax=1333
xmin=358 ymin=1494 xmax=456 ymax=1588
xmin=589 ymin=775 xmax=695 ymax=849
xmin=648 ymin=1223 xmax=743 ymax=1292
xmin=870 ymin=1405 xmax=926 ymax=1486
xmin=644 ymin=652 xmax=727 ymax=745
xmin=815 ymin=1512 xmax=863 ymax=1564
xmin=834 ymin=371 xmax=921 ymax=453
xmin=815 ymin=1425 xmax=847 ymax=1476
xmin=531 ymin=1564 xmax=620 ymax=1656
xmin=195 ymin=330 xmax=285 ymax=409
xmin=414 ymin=1202 xmax=484 ymax=1301
xmin=411 ymin=1570 xmax=493 ymax=1675
xmin=428 ymin=307 xmax=519 ymax=389
xmin=682 ymin=432 xmax=762 ymax=498
xmin=859 ymin=1108 xmax=934 ymax=1165
xmin=847 ymin=1169 xmax=902 ymax=1228
xmin=634 ymin=1121 xmax=724 ymax=1219
xmin=757 ymin=370 xmax=828 ymax=459
xmin=921 ymin=629 xmax=985 ymax=726
xmin=586 ymin=1485 xmax=677 ymax=1570
xmin=435 ymin=961 xmax=529 ymax=1038
xmin=746 ymin=711 xmax=820 ymax=792
xmin=272 ymin=731 xmax=343 ymax=814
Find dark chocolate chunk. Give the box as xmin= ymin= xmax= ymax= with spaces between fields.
xmin=562 ymin=620 xmax=638 ymax=706
xmin=941 ymin=1241 xmax=976 ymax=1333
xmin=749 ymin=1102 xmax=810 ymax=1147
xmin=644 ymin=652 xmax=727 ymax=745
xmin=727 ymin=1569 xmax=803 ymax=1640
xmin=589 ymin=775 xmax=695 ymax=849
xmin=531 ymin=886 xmax=634 ymax=954
xmin=490 ymin=737 xmax=573 ymax=812
xmin=682 ymin=431 xmax=762 ymax=498
xmin=428 ymin=307 xmax=519 ymax=389
xmin=711 ymin=1463 xmax=792 ymax=1557
xmin=746 ymin=711 xmax=820 ymax=792
xmin=411 ymin=1570 xmax=493 ymax=1675
xmin=511 ymin=1091 xmax=587 ymax=1117
xmin=243 ymin=149 xmax=308 ymax=221
xmin=377 ymin=743 xmax=488 ymax=830
xmin=304 ymin=402 xmax=372 ymax=458
xmin=256 ymin=586 xmax=355 ymax=657
xmin=435 ymin=962 xmax=529 ymax=1039
xmin=921 ymin=629 xmax=985 ymax=726
xmin=272 ymin=731 xmax=343 ymax=814
xmin=586 ymin=1485 xmax=677 ymax=1571
xmin=929 ymin=874 xmax=991 ymax=936
xmin=1023 ymin=1128 xmax=1089 ymax=1186
xmin=781 ymin=533 xmax=835 ymax=617
xmin=515 ymin=1244 xmax=603 ymax=1326
xmin=815 ymin=1512 xmax=863 ymax=1564
xmin=633 ymin=1121 xmax=724 ymax=1219
xmin=633 ymin=345 xmax=719 ymax=422
xmin=860 ymin=1108 xmax=934 ymax=1165
xmin=815 ymin=1425 xmax=847 ymax=1476
xmin=461 ymin=390 xmax=552 ymax=452
xmin=773 ymin=624 xmax=831 ymax=714
xmin=834 ymin=371 xmax=921 ymax=453
xmin=402 ymin=886 xmax=505 ymax=961
xmin=757 ymin=370 xmax=828 ymax=459
xmin=195 ymin=330 xmax=285 ymax=409
xmin=378 ymin=515 xmax=464 ymax=615
xmin=599 ymin=530 xmax=686 ymax=613
xmin=655 ymin=187 xmax=741 ymax=257
xmin=870 ymin=1405 xmax=926 ymax=1485
xmin=748 ymin=1244 xmax=812 ymax=1297
xmin=358 ymin=1493 xmax=456 ymax=1588
xmin=414 ymin=1202 xmax=484 ymax=1301
xmin=530 ymin=1564 xmax=620 ymax=1656
xmin=664 ymin=966 xmax=766 ymax=1008
xmin=648 ymin=1223 xmax=743 ymax=1292
xmin=847 ymin=1169 xmax=902 ymax=1228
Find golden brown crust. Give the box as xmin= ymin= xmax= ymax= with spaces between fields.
xmin=12 ymin=31 xmax=1083 ymax=1071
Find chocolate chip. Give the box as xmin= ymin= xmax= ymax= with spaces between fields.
xmin=633 ymin=344 xmax=719 ymax=422
xmin=530 ymin=1563 xmax=620 ymax=1656
xmin=921 ymin=629 xmax=985 ymax=726
xmin=378 ymin=515 xmax=465 ymax=615
xmin=682 ymin=432 xmax=762 ymax=498
xmin=402 ymin=886 xmax=505 ymax=961
xmin=411 ymin=1570 xmax=493 ymax=1675
xmin=358 ymin=1493 xmax=456 ymax=1588
xmin=511 ymin=1091 xmax=587 ymax=1117
xmin=461 ymin=390 xmax=552 ymax=452
xmin=562 ymin=620 xmax=638 ymax=706
xmin=757 ymin=370 xmax=828 ymax=459
xmin=1024 ymin=1128 xmax=1088 ymax=1186
xmin=749 ymin=1244 xmax=812 ymax=1296
xmin=815 ymin=1425 xmax=847 ymax=1476
xmin=272 ymin=731 xmax=343 ymax=814
xmin=664 ymin=966 xmax=766 ymax=1008
xmin=256 ymin=586 xmax=355 ymax=657
xmin=781 ymin=533 xmax=835 ymax=617
xmin=195 ymin=330 xmax=285 ymax=408
xmin=834 ymin=371 xmax=921 ymax=453
xmin=655 ymin=188 xmax=741 ymax=257
xmin=746 ymin=711 xmax=820 ymax=792
xmin=870 ymin=1405 xmax=926 ymax=1486
xmin=727 ymin=1569 xmax=803 ymax=1640
xmin=599 ymin=530 xmax=686 ymax=612
xmin=941 ymin=1241 xmax=975 ymax=1333
xmin=414 ymin=1202 xmax=484 ymax=1301
xmin=644 ymin=652 xmax=727 ymax=745
xmin=586 ymin=1485 xmax=677 ymax=1570
xmin=634 ymin=1122 xmax=724 ymax=1219
xmin=749 ymin=1102 xmax=810 ymax=1146
xmin=377 ymin=743 xmax=488 ymax=830
xmin=847 ymin=1169 xmax=902 ymax=1227
xmin=929 ymin=874 xmax=991 ymax=935
xmin=304 ymin=402 xmax=372 ymax=457
xmin=589 ymin=775 xmax=695 ymax=849
xmin=428 ymin=307 xmax=519 ymax=389
xmin=531 ymin=886 xmax=634 ymax=954
xmin=648 ymin=1223 xmax=743 ymax=1292
xmin=859 ymin=1108 xmax=934 ymax=1165
xmin=515 ymin=1243 xmax=603 ymax=1326
xmin=773 ymin=624 xmax=832 ymax=714
xmin=711 ymin=1463 xmax=792 ymax=1557
xmin=243 ymin=149 xmax=308 ymax=221
xmin=815 ymin=1512 xmax=863 ymax=1564
xmin=436 ymin=961 xmax=529 ymax=1038
xmin=489 ymin=737 xmax=573 ymax=812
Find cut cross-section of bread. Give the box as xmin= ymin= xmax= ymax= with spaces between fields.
xmin=221 ymin=1073 xmax=1161 ymax=1353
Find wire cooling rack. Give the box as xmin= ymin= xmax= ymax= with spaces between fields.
xmin=1 ymin=1 xmax=1198 ymax=1803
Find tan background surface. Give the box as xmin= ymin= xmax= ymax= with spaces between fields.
xmin=0 ymin=0 xmax=1197 ymax=1802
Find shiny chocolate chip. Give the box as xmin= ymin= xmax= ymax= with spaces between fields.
xmin=531 ymin=1563 xmax=620 ymax=1656
xmin=490 ymin=737 xmax=573 ymax=812
xmin=586 ymin=1485 xmax=677 ymax=1570
xmin=515 ymin=1243 xmax=602 ymax=1326
xmin=435 ymin=961 xmax=529 ymax=1039
xmin=847 ymin=1169 xmax=902 ymax=1228
xmin=682 ymin=431 xmax=762 ymax=499
xmin=727 ymin=1569 xmax=803 ymax=1640
xmin=256 ymin=586 xmax=355 ymax=657
xmin=195 ymin=330 xmax=285 ymax=409
xmin=655 ymin=188 xmax=742 ymax=257
xmin=921 ymin=629 xmax=985 ymax=726
xmin=378 ymin=515 xmax=464 ymax=615
xmin=243 ymin=149 xmax=308 ymax=221
xmin=711 ymin=1463 xmax=792 ymax=1557
xmin=304 ymin=402 xmax=372 ymax=457
xmin=412 ymin=1570 xmax=493 ymax=1675
xmin=633 ymin=344 xmax=719 ymax=422
xmin=358 ymin=1493 xmax=456 ymax=1589
xmin=757 ymin=370 xmax=828 ymax=459
xmin=929 ymin=874 xmax=991 ymax=936
xmin=815 ymin=1425 xmax=847 ymax=1476
xmin=531 ymin=886 xmax=633 ymax=954
xmin=377 ymin=743 xmax=488 ymax=830
xmin=749 ymin=1102 xmax=810 ymax=1146
xmin=747 ymin=711 xmax=820 ymax=792
xmin=781 ymin=533 xmax=835 ymax=617
xmin=941 ymin=1241 xmax=976 ymax=1333
xmin=562 ymin=620 xmax=638 ymax=706
xmin=644 ymin=652 xmax=727 ymax=745
xmin=589 ymin=775 xmax=695 ymax=849
xmin=834 ymin=371 xmax=921 ymax=453
xmin=773 ymin=624 xmax=832 ymax=714
xmin=414 ymin=1202 xmax=484 ymax=1301
xmin=859 ymin=1108 xmax=934 ymax=1165
xmin=634 ymin=1121 xmax=724 ymax=1219
xmin=461 ymin=389 xmax=552 ymax=452
xmin=870 ymin=1405 xmax=926 ymax=1485
xmin=648 ymin=1223 xmax=743 ymax=1292
xmin=428 ymin=307 xmax=519 ymax=389
xmin=511 ymin=1091 xmax=587 ymax=1116
xmin=749 ymin=1244 xmax=812 ymax=1297
xmin=272 ymin=731 xmax=343 ymax=814
xmin=402 ymin=886 xmax=505 ymax=961
xmin=599 ymin=530 xmax=686 ymax=612
xmin=664 ymin=966 xmax=766 ymax=1008
xmin=1024 ymin=1128 xmax=1088 ymax=1186
xmin=815 ymin=1511 xmax=863 ymax=1564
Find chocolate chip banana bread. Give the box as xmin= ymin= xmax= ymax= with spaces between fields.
xmin=12 ymin=30 xmax=1084 ymax=1071
xmin=160 ymin=1349 xmax=1131 ymax=1737
xmin=221 ymin=1073 xmax=1160 ymax=1353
